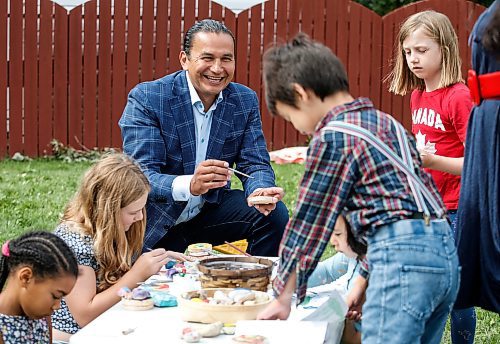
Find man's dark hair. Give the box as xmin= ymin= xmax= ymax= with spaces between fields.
xmin=183 ymin=19 xmax=235 ymax=57
xmin=263 ymin=32 xmax=349 ymax=115
xmin=0 ymin=231 xmax=79 ymax=289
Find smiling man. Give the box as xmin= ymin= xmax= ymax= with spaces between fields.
xmin=119 ymin=19 xmax=288 ymax=256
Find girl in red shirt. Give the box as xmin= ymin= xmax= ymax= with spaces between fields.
xmin=387 ymin=10 xmax=475 ymax=344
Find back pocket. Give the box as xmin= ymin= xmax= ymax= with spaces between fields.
xmin=400 ymin=265 xmax=447 ymax=320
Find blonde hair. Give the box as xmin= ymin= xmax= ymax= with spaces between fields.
xmin=387 ymin=10 xmax=463 ymax=95
xmin=62 ymin=153 xmax=150 ymax=292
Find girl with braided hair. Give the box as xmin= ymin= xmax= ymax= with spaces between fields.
xmin=51 ymin=153 xmax=191 ymax=342
xmin=0 ymin=231 xmax=78 ymax=344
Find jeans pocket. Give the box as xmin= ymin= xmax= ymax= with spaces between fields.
xmin=401 ymin=265 xmax=447 ymax=320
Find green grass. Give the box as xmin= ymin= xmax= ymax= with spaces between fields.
xmin=0 ymin=159 xmax=498 ymax=342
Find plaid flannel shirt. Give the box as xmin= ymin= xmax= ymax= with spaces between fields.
xmin=273 ymin=98 xmax=445 ymax=304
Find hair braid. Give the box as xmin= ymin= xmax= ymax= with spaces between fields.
xmin=0 ymin=231 xmax=78 ymax=290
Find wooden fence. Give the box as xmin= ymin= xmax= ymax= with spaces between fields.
xmin=0 ymin=0 xmax=486 ymax=157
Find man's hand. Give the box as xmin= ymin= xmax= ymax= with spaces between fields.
xmin=190 ymin=159 xmax=231 ymax=196
xmin=247 ymin=187 xmax=285 ymax=216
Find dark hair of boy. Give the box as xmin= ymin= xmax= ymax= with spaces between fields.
xmin=183 ymin=19 xmax=236 ymax=57
xmin=262 ymin=32 xmax=350 ymax=115
xmin=0 ymin=231 xmax=79 ymax=289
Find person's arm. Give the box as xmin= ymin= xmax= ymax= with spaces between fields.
xmin=420 ymin=154 xmax=464 ymax=175
xmin=307 ymin=253 xmax=349 ymax=288
xmin=271 ymin=136 xmax=355 ymax=303
xmin=119 ymin=85 xmax=181 ymax=203
xmin=257 ymin=270 xmax=296 ymax=320
xmin=420 ymin=86 xmax=472 ymax=176
xmin=64 ymin=249 xmax=170 ymax=327
xmin=346 ymin=275 xmax=367 ymax=321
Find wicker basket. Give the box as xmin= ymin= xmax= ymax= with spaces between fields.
xmin=197 ymin=256 xmax=274 ymax=291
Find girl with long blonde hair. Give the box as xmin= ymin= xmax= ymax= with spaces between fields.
xmin=51 ymin=153 xmax=189 ymax=342
xmin=387 ymin=11 xmax=476 ymax=344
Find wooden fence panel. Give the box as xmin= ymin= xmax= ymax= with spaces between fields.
xmin=0 ymin=0 xmax=487 ymax=156
xmin=54 ymin=5 xmax=69 ymax=146
xmin=97 ymin=0 xmax=112 ymax=148
xmin=168 ymin=0 xmax=182 ymax=72
xmin=111 ymin=0 xmax=126 ymax=147
xmin=38 ymin=0 xmax=54 ymax=155
xmin=69 ymin=7 xmax=83 ymax=149
xmin=272 ymin=0 xmax=288 ymax=150
xmin=261 ymin=0 xmax=276 ymax=145
xmin=24 ymin=1 xmax=38 ymax=156
xmin=9 ymin=0 xmax=23 ymax=154
xmin=0 ymin=0 xmax=7 ymax=157
xmin=126 ymin=0 xmax=140 ymax=92
xmin=83 ymin=1 xmax=97 ymax=148
xmin=141 ymin=0 xmax=155 ymax=82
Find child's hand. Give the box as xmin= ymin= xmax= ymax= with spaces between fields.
xmin=346 ymin=276 xmax=367 ymax=321
xmin=132 ymin=248 xmax=171 ymax=279
xmin=166 ymin=250 xmax=195 ymax=262
xmin=257 ymin=298 xmax=291 ymax=320
xmin=419 ymin=151 xmax=435 ymax=168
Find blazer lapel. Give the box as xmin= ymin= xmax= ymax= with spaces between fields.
xmin=171 ymin=72 xmax=197 ymax=174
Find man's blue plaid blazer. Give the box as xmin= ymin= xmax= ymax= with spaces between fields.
xmin=119 ymin=70 xmax=276 ymax=249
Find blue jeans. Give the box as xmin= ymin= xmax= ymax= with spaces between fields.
xmin=362 ymin=219 xmax=459 ymax=344
xmin=448 ymin=211 xmax=476 ymax=344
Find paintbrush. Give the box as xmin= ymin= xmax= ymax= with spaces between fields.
xmin=228 ymin=167 xmax=254 ymax=179
xmin=224 ymin=241 xmax=252 ymax=257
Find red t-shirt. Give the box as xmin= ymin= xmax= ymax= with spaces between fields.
xmin=411 ymin=83 xmax=473 ymax=210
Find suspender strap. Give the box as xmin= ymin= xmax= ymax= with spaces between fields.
xmin=389 ymin=117 xmax=430 ymax=216
xmin=321 ymin=121 xmax=445 ymax=219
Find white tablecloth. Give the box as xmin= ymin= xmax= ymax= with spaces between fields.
xmin=69 ymin=258 xmax=331 ymax=344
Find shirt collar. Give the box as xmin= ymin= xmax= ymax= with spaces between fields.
xmin=185 ymin=71 xmax=224 ymax=111
xmin=316 ymin=97 xmax=375 ymax=130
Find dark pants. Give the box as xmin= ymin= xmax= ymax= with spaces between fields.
xmin=153 ymin=189 xmax=289 ymax=256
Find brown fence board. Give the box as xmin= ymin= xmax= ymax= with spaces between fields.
xmin=168 ymin=0 xmax=182 ymax=72
xmin=126 ymin=0 xmax=140 ymax=92
xmin=24 ymin=0 xmax=38 ymax=156
xmin=184 ymin=0 xmax=196 ymax=33
xmin=54 ymin=5 xmax=69 ymax=145
xmin=141 ymin=0 xmax=154 ymax=82
xmin=198 ymin=0 xmax=209 ymax=19
xmin=9 ymin=0 xmax=24 ymax=154
xmin=0 ymin=0 xmax=487 ymax=156
xmin=111 ymin=0 xmax=126 ymax=147
xmin=69 ymin=7 xmax=83 ymax=149
xmin=0 ymin=0 xmax=7 ymax=157
xmin=261 ymin=0 xmax=276 ymax=146
xmin=97 ymin=0 xmax=112 ymax=148
xmin=38 ymin=0 xmax=54 ymax=154
xmin=348 ymin=3 xmax=362 ymax=98
xmin=154 ymin=0 xmax=168 ymax=78
xmin=272 ymin=0 xmax=288 ymax=150
xmin=211 ymin=2 xmax=223 ymax=23
xmin=83 ymin=0 xmax=97 ymax=148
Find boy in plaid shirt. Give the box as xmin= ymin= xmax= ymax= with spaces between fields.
xmin=257 ymin=33 xmax=459 ymax=344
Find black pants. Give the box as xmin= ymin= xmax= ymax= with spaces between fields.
xmin=153 ymin=189 xmax=289 ymax=256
